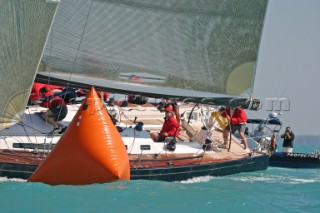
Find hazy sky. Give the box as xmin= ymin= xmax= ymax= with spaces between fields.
xmin=249 ymin=0 xmax=320 ymax=135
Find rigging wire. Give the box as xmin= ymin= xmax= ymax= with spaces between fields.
xmin=26 ymin=108 xmax=39 ymax=145
xmin=37 ymin=0 xmax=95 ymax=144
xmin=49 ymin=0 xmax=95 ymax=132
xmin=23 ymin=2 xmax=61 ymax=149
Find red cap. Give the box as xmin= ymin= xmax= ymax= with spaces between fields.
xmin=165 ymin=105 xmax=173 ymax=112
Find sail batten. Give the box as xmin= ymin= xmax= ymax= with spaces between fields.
xmin=39 ymin=0 xmax=268 ymax=102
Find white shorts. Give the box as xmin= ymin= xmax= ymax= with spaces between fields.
xmin=282 ymin=147 xmax=293 ymax=153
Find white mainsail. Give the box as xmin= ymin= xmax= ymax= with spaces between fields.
xmin=37 ymin=0 xmax=268 ymax=107
xmin=0 ymin=0 xmax=59 ymax=128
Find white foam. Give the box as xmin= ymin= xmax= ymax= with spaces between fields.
xmin=230 ymin=175 xmax=320 ymax=184
xmin=179 ymin=175 xmax=215 ymax=184
xmin=288 ymin=178 xmax=319 ymax=184
xmin=230 ymin=176 xmax=278 ymax=183
xmin=0 ymin=177 xmax=26 ymax=183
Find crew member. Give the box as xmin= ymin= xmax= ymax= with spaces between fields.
xmin=41 ymin=96 xmax=68 ymax=134
xmin=150 ymin=105 xmax=180 ymax=142
xmin=221 ymin=107 xmax=250 ymax=152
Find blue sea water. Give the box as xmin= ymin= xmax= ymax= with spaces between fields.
xmin=0 ymin=141 xmax=319 ymax=213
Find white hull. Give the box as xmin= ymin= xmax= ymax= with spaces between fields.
xmin=0 ymin=104 xmax=245 ymax=156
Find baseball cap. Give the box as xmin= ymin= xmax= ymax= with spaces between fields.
xmin=165 ymin=105 xmax=173 ymax=112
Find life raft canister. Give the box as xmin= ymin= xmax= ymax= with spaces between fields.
xmin=212 ymin=111 xmax=228 ymax=130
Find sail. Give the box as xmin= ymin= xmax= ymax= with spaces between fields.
xmin=38 ymin=0 xmax=268 ymax=107
xmin=0 ymin=0 xmax=59 ymax=128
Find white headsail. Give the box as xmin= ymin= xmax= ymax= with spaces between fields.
xmin=0 ymin=0 xmax=59 ymax=128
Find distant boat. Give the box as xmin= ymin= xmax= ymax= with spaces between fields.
xmin=269 ymin=152 xmax=320 ymax=168
xmin=246 ymin=114 xmax=320 ymax=169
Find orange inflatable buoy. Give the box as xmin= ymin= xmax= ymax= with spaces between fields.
xmin=28 ymin=86 xmax=130 ymax=185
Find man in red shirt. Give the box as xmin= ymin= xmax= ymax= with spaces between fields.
xmin=29 ymin=85 xmax=52 ymax=105
xmin=221 ymin=107 xmax=250 ymax=152
xmin=150 ymin=105 xmax=180 ymax=142
xmin=41 ymin=96 xmax=68 ymax=134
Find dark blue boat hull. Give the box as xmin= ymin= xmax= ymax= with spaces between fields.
xmin=269 ymin=152 xmax=320 ymax=168
xmin=131 ymin=155 xmax=269 ymax=181
xmin=0 ymin=162 xmax=37 ymax=180
xmin=0 ymin=154 xmax=269 ymax=181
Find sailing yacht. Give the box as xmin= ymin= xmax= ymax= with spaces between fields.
xmin=0 ymin=0 xmax=270 ymax=183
